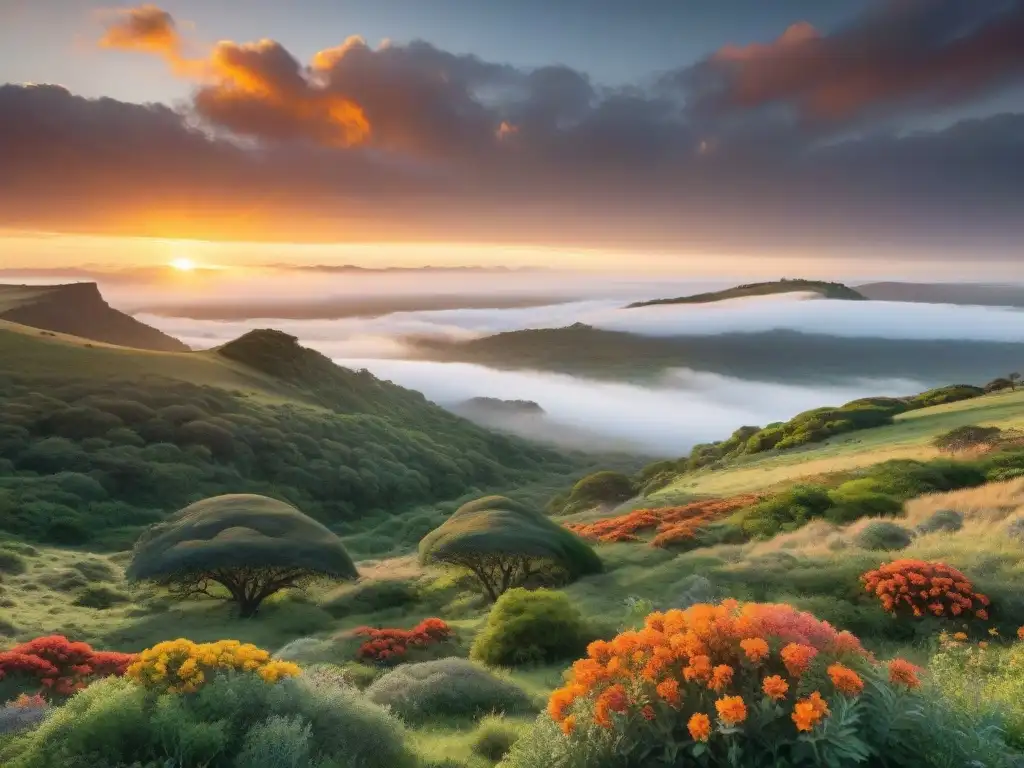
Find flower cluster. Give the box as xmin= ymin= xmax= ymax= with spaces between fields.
xmin=861 ymin=559 xmax=990 ymax=620
xmin=126 ymin=638 xmax=300 ymax=693
xmin=546 ymin=600 xmax=922 ymax=761
xmin=565 ymin=495 xmax=760 ymax=547
xmin=0 ymin=635 xmax=134 ymax=699
xmin=353 ymin=618 xmax=454 ymax=664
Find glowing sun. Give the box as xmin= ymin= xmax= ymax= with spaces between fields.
xmin=169 ymin=258 xmax=197 ymax=272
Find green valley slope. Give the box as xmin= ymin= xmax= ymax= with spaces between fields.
xmin=0 ymin=282 xmax=189 ymax=352
xmin=0 ymin=321 xmax=594 ymax=548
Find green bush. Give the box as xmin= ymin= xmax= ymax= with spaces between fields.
xmin=0 ymin=550 xmax=27 ymax=575
xmin=471 ymin=715 xmax=525 ymax=762
xmin=739 ymin=485 xmax=833 ymax=538
xmin=855 ymin=521 xmax=914 ymax=551
xmin=933 ymin=425 xmax=1002 ymax=454
xmin=321 ymin=578 xmax=419 ymax=617
xmin=2 ymin=671 xmax=416 ymax=768
xmin=470 ymin=588 xmax=591 ymax=667
xmin=364 ymin=658 xmax=534 ymax=723
xmin=71 ymin=586 xmax=130 ymax=610
xmin=824 ymin=487 xmax=902 ymax=524
xmin=916 ymin=509 xmax=964 ymax=535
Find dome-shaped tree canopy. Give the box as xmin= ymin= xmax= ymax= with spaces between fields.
xmin=419 ymin=495 xmax=601 ymax=600
xmin=127 ymin=494 xmax=357 ymax=616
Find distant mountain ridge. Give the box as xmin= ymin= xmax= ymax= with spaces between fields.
xmin=0 ymin=282 xmax=188 ymax=352
xmin=627 ymin=279 xmax=866 ymax=308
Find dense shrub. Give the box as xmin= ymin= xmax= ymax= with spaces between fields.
xmin=364 ymin=658 xmax=534 ymax=723
xmin=854 ymin=521 xmax=914 ymax=551
xmin=471 ymin=588 xmax=591 ymax=667
xmin=71 ymin=586 xmax=130 ymax=610
xmin=1 ymin=668 xmax=416 ymax=768
xmin=0 ymin=636 xmax=133 ymax=701
xmin=933 ymin=425 xmax=1002 ymax=454
xmin=916 ymin=509 xmax=964 ymax=535
xmin=556 ymin=471 xmax=637 ymax=514
xmin=824 ymin=488 xmax=902 ymax=524
xmin=861 ymin=560 xmax=990 ymax=620
xmin=507 ymin=600 xmax=994 ymax=768
xmin=740 ymin=485 xmax=833 ymax=538
xmin=471 ymin=715 xmax=525 ymax=762
xmin=126 ymin=638 xmax=299 ymax=693
xmin=322 ymin=578 xmax=419 ymax=617
xmin=352 ymin=618 xmax=455 ymax=665
xmin=0 ymin=549 xmax=26 ymax=575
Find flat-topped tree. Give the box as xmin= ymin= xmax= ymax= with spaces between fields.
xmin=419 ymin=495 xmax=602 ymax=601
xmin=126 ymin=494 xmax=358 ymax=617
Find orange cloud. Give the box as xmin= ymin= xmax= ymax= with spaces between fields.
xmin=99 ymin=5 xmax=369 ymax=147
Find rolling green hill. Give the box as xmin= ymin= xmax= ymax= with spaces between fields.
xmin=410 ymin=324 xmax=1024 ymax=386
xmin=0 ymin=321 xmax=594 ymax=549
xmin=626 ymin=278 xmax=865 ymax=308
xmin=0 ymin=282 xmax=189 ymax=352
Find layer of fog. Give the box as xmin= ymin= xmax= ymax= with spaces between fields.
xmin=141 ymin=291 xmax=1024 ymax=362
xmin=324 ymin=359 xmax=925 ymax=455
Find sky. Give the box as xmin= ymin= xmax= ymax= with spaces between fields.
xmin=1 ymin=0 xmax=1023 ymax=273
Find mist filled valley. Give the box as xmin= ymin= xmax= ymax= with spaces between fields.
xmin=101 ymin=270 xmax=1024 ymax=455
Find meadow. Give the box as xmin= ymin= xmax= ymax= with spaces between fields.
xmin=3 ymin=319 xmax=1024 ymax=766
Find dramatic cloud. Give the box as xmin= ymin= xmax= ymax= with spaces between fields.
xmin=1 ymin=1 xmax=1023 ymax=253
xmin=678 ymin=1 xmax=1024 ymax=124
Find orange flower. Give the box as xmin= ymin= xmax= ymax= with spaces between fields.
xmin=688 ymin=712 xmax=712 ymax=742
xmin=953 ymin=632 xmax=968 ymax=641
xmin=715 ymin=695 xmax=747 ymax=726
xmin=780 ymin=643 xmax=817 ymax=677
xmin=976 ymin=609 xmax=989 ymax=620
xmin=548 ymin=686 xmax=576 ymax=722
xmin=684 ymin=654 xmax=713 ymax=683
xmin=594 ymin=684 xmax=629 ymax=728
xmin=1017 ymin=626 xmax=1024 ymax=641
xmin=888 ymin=659 xmax=922 ymax=689
xmin=710 ymin=664 xmax=734 ymax=692
xmin=560 ymin=714 xmax=576 ymax=736
xmin=641 ymin=705 xmax=656 ymax=721
xmin=762 ymin=674 xmax=789 ymax=701
xmin=792 ymin=692 xmax=829 ymax=732
xmin=656 ymin=677 xmax=681 ymax=706
xmin=827 ymin=663 xmax=864 ymax=696
xmin=740 ymin=637 xmax=770 ymax=663
xmin=978 ymin=641 xmax=989 ymax=649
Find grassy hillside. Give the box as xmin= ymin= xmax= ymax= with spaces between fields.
xmin=0 ymin=283 xmax=188 ymax=352
xmin=411 ymin=323 xmax=1024 ymax=385
xmin=652 ymin=387 xmax=1024 ymax=499
xmin=626 ymin=278 xmax=865 ymax=308
xmin=0 ymin=322 xmax=594 ymax=549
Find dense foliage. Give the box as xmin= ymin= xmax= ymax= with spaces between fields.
xmin=0 ymin=635 xmax=133 ymax=701
xmin=933 ymin=424 xmax=1003 ymax=453
xmin=420 ymin=496 xmax=602 ymax=601
xmin=548 ymin=471 xmax=637 ymax=515
xmin=1 ymin=667 xmax=415 ymax=768
xmin=364 ymin=658 xmax=535 ymax=722
xmin=353 ymin=618 xmax=454 ymax=665
xmin=861 ymin=560 xmax=990 ymax=621
xmin=505 ymin=600 xmax=1004 ymax=768
xmin=0 ymin=357 xmax=585 ymax=546
xmin=126 ymin=494 xmax=359 ymax=617
xmin=471 ymin=588 xmax=592 ymax=667
xmin=126 ymin=638 xmax=301 ymax=693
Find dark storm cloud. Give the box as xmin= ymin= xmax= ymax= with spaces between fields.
xmin=1 ymin=1 xmax=1023 ymax=251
